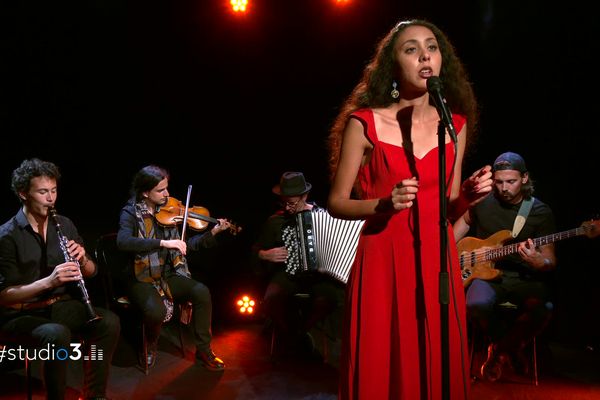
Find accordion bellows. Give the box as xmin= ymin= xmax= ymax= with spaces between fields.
xmin=283 ymin=209 xmax=365 ymax=284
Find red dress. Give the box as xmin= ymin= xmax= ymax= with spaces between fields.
xmin=339 ymin=109 xmax=469 ymax=400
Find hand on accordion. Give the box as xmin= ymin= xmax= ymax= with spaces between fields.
xmin=259 ymin=246 xmax=289 ymax=263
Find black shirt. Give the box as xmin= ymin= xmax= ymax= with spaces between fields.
xmin=0 ymin=208 xmax=86 ymax=318
xmin=252 ymin=203 xmax=322 ymax=277
xmin=470 ymin=194 xmax=556 ymax=273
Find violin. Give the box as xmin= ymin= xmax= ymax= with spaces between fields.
xmin=156 ymin=197 xmax=242 ymax=235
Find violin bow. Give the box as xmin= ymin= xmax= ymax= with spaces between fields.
xmin=181 ymin=184 xmax=193 ymax=242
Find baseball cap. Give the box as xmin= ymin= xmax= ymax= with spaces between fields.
xmin=492 ymin=152 xmax=527 ymax=173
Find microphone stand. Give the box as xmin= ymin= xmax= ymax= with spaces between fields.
xmin=437 ymin=120 xmax=450 ymax=400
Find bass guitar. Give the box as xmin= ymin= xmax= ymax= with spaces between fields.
xmin=458 ymin=219 xmax=599 ymax=287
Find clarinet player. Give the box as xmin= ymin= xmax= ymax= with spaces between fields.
xmin=0 ymin=158 xmax=120 ymax=400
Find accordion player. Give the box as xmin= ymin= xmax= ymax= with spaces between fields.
xmin=282 ymin=208 xmax=365 ymax=284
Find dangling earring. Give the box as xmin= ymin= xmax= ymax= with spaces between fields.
xmin=390 ymin=81 xmax=399 ymax=99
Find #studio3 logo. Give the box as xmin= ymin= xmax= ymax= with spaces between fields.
xmin=0 ymin=343 xmax=104 ymax=362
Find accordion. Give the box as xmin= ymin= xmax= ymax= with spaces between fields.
xmin=282 ymin=208 xmax=365 ymax=284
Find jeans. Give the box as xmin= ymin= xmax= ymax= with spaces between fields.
xmin=466 ymin=275 xmax=552 ymax=352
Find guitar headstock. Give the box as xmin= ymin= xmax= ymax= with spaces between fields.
xmin=582 ymin=219 xmax=600 ymax=239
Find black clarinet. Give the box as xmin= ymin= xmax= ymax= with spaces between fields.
xmin=49 ymin=207 xmax=102 ymax=323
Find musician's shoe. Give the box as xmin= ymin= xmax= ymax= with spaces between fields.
xmin=147 ymin=350 xmax=157 ymax=369
xmin=139 ymin=349 xmax=157 ymax=370
xmin=196 ymin=349 xmax=225 ymax=371
xmin=481 ymin=343 xmax=508 ymax=382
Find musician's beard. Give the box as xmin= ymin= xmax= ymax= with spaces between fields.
xmin=498 ymin=190 xmax=519 ymax=204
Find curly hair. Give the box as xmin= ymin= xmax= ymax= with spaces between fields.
xmin=11 ymin=158 xmax=61 ymax=201
xmin=327 ymin=19 xmax=479 ymax=179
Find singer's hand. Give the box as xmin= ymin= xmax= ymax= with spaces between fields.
xmin=161 ymin=239 xmax=187 ymax=255
xmin=47 ymin=262 xmax=83 ymax=288
xmin=461 ymin=165 xmax=493 ymax=206
xmin=391 ymin=177 xmax=419 ymax=211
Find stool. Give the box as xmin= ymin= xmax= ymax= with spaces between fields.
xmin=469 ymin=301 xmax=543 ymax=386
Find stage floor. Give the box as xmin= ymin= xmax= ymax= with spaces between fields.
xmin=1 ymin=320 xmax=599 ymax=400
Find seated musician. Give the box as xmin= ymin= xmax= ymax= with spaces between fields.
xmin=0 ymin=158 xmax=120 ymax=400
xmin=453 ymin=152 xmax=556 ymax=382
xmin=116 ymin=165 xmax=232 ymax=371
xmin=252 ymin=171 xmax=344 ymax=360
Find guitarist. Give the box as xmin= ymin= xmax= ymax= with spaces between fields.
xmin=453 ymin=152 xmax=557 ymax=382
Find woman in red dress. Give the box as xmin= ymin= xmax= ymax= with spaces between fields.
xmin=327 ymin=19 xmax=493 ymax=399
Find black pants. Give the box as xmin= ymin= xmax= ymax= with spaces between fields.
xmin=0 ymin=300 xmax=120 ymax=400
xmin=128 ymin=274 xmax=213 ymax=353
xmin=263 ymin=269 xmax=341 ymax=338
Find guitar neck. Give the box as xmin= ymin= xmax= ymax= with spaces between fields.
xmin=488 ymin=226 xmax=587 ymax=260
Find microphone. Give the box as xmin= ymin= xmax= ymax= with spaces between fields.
xmin=427 ymin=76 xmax=457 ymax=143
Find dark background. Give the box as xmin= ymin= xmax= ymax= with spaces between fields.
xmin=1 ymin=1 xmax=598 ymax=343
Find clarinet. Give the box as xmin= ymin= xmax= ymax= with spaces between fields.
xmin=49 ymin=207 xmax=102 ymax=323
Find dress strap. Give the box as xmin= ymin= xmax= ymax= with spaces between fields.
xmin=350 ymin=109 xmax=379 ymax=145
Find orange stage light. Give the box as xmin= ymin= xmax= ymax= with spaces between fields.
xmin=236 ymin=295 xmax=256 ymax=315
xmin=230 ymin=0 xmax=249 ymax=13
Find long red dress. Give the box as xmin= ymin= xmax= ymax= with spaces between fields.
xmin=339 ymin=109 xmax=470 ymax=400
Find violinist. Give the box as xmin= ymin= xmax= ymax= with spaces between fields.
xmin=116 ymin=165 xmax=231 ymax=371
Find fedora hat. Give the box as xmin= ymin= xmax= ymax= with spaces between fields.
xmin=272 ymin=172 xmax=312 ymax=196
